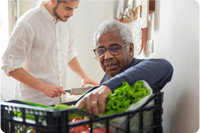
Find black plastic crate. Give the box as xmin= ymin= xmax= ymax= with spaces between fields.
xmin=1 ymin=92 xmax=163 ymax=133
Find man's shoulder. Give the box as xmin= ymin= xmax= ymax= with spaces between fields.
xmin=16 ymin=7 xmax=41 ymax=25
xmin=129 ymin=58 xmax=144 ymax=66
xmin=130 ymin=58 xmax=170 ymax=67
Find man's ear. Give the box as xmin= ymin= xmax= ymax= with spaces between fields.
xmin=129 ymin=43 xmax=134 ymax=57
xmin=50 ymin=0 xmax=57 ymax=6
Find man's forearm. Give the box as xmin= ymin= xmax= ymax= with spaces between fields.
xmin=9 ymin=68 xmax=46 ymax=91
xmin=68 ymin=57 xmax=87 ymax=79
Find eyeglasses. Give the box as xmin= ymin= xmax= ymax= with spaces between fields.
xmin=93 ymin=44 xmax=128 ymax=58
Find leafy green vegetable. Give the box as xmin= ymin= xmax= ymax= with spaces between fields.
xmin=101 ymin=80 xmax=150 ymax=116
xmin=14 ymin=101 xmax=86 ymax=120
xmin=18 ymin=101 xmax=51 ymax=108
xmin=54 ymin=104 xmax=87 ymax=119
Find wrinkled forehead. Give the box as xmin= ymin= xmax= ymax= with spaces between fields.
xmin=96 ymin=32 xmax=124 ymax=47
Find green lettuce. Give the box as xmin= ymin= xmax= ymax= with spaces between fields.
xmin=101 ymin=80 xmax=150 ymax=116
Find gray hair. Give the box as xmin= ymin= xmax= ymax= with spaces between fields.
xmin=93 ymin=19 xmax=133 ymax=48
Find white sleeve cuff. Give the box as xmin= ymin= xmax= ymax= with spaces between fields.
xmin=68 ymin=49 xmax=77 ymax=63
xmin=1 ymin=55 xmax=23 ymax=76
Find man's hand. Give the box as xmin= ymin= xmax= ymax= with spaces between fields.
xmin=41 ymin=85 xmax=66 ymax=98
xmin=67 ymin=57 xmax=99 ymax=87
xmin=75 ymin=85 xmax=111 ymax=116
xmin=81 ymin=77 xmax=99 ymax=87
xmin=9 ymin=68 xmax=66 ymax=99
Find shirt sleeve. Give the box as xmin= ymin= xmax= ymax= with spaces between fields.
xmin=67 ymin=19 xmax=77 ymax=63
xmin=1 ymin=21 xmax=34 ymax=76
xmin=101 ymin=58 xmax=174 ymax=92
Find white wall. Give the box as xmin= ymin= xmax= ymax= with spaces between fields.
xmin=163 ymin=1 xmax=199 ymax=132
xmin=19 ymin=0 xmax=32 ymax=16
xmin=132 ymin=0 xmax=199 ymax=133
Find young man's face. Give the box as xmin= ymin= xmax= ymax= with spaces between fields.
xmin=53 ymin=0 xmax=79 ymax=22
xmin=96 ymin=32 xmax=133 ymax=78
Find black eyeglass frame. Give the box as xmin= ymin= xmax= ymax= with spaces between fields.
xmin=93 ymin=43 xmax=128 ymax=58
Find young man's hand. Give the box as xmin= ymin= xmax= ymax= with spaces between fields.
xmin=81 ymin=77 xmax=99 ymax=87
xmin=75 ymin=85 xmax=111 ymax=116
xmin=41 ymin=85 xmax=66 ymax=98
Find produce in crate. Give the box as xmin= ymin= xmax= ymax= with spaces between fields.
xmin=102 ymin=80 xmax=153 ymax=133
xmin=14 ymin=80 xmax=152 ymax=133
xmin=69 ymin=118 xmax=87 ymax=133
xmin=101 ymin=80 xmax=150 ymax=116
xmin=69 ymin=118 xmax=112 ymax=133
xmin=59 ymin=80 xmax=152 ymax=133
xmin=14 ymin=101 xmax=84 ymax=120
xmin=81 ymin=128 xmax=112 ymax=133
xmin=15 ymin=80 xmax=150 ymax=117
xmin=54 ymin=80 xmax=151 ymax=117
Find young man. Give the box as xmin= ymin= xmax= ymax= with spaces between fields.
xmin=1 ymin=0 xmax=98 ymax=105
xmin=76 ymin=19 xmax=173 ymax=116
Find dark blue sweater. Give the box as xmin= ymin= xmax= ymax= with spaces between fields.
xmin=100 ymin=58 xmax=173 ymax=92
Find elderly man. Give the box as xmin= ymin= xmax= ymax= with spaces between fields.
xmin=76 ymin=19 xmax=173 ymax=116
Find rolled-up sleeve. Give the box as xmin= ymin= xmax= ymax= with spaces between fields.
xmin=67 ymin=20 xmax=77 ymax=63
xmin=1 ymin=21 xmax=34 ymax=76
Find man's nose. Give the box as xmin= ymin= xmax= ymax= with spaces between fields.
xmin=69 ymin=10 xmax=74 ymax=17
xmin=104 ymin=50 xmax=114 ymax=60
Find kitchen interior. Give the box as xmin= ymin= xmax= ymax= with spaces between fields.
xmin=0 ymin=0 xmax=199 ymax=133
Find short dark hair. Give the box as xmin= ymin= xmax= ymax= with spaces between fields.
xmin=57 ymin=0 xmax=79 ymax=4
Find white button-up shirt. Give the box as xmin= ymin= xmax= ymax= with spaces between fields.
xmin=1 ymin=2 xmax=77 ymax=105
